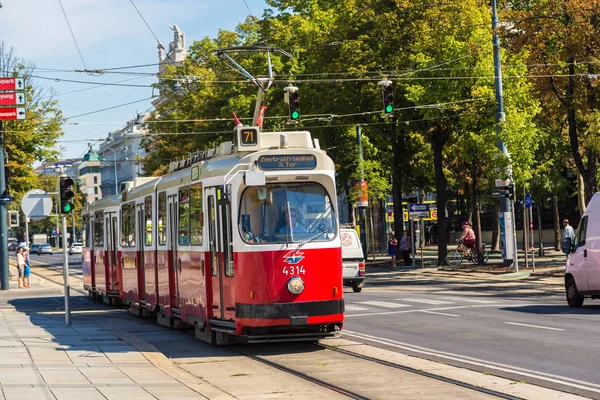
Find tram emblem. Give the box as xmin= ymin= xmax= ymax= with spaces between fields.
xmin=283 ymin=251 xmax=305 ymax=264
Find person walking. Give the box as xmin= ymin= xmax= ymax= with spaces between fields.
xmin=388 ymin=232 xmax=398 ymax=268
xmin=562 ymin=219 xmax=575 ymax=255
xmin=400 ymin=230 xmax=412 ymax=266
xmin=23 ymin=247 xmax=31 ymax=288
xmin=16 ymin=247 xmax=25 ymax=289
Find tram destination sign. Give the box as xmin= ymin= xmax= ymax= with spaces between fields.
xmin=258 ymin=154 xmax=317 ymax=170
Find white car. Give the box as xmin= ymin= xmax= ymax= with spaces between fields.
xmin=341 ymin=228 xmax=366 ymax=293
xmin=37 ymin=244 xmax=53 ymax=255
xmin=69 ymin=243 xmax=82 ymax=255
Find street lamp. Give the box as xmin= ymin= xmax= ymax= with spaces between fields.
xmin=102 ymin=146 xmax=118 ymax=195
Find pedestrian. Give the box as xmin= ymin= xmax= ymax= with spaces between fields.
xmin=562 ymin=219 xmax=575 ymax=255
xmin=16 ymin=247 xmax=25 ymax=289
xmin=23 ymin=247 xmax=31 ymax=288
xmin=400 ymin=230 xmax=412 ymax=266
xmin=388 ymin=232 xmax=398 ymax=268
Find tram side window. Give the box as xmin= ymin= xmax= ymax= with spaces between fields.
xmin=120 ymin=202 xmax=136 ymax=247
xmin=179 ymin=186 xmax=190 ymax=246
xmin=94 ymin=218 xmax=104 ymax=247
xmin=158 ymin=192 xmax=167 ymax=246
xmin=144 ymin=196 xmax=152 ymax=246
xmin=189 ymin=183 xmax=203 ymax=246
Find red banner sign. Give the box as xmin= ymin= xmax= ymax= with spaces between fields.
xmin=0 ymin=108 xmax=26 ymax=121
xmin=0 ymin=92 xmax=24 ymax=106
xmin=0 ymin=77 xmax=24 ymax=92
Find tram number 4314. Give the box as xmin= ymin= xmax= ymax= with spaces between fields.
xmin=283 ymin=266 xmax=306 ymax=275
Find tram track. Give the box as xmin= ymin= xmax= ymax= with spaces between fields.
xmin=228 ymin=345 xmax=371 ymax=400
xmin=228 ymin=341 xmax=522 ymax=400
xmin=315 ymin=343 xmax=522 ymax=400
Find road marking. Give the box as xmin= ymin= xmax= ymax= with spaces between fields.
xmin=345 ymin=305 xmax=369 ymax=312
xmin=358 ymin=301 xmax=410 ymax=309
xmin=505 ymin=322 xmax=564 ymax=331
xmin=343 ymin=330 xmax=600 ymax=393
xmin=345 ymin=304 xmax=498 ymax=318
xmin=399 ymin=298 xmax=454 ymax=305
xmin=419 ymin=310 xmax=460 ymax=317
xmin=438 ymin=296 xmax=497 ymax=304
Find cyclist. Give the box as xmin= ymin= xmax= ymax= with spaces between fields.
xmin=456 ymin=221 xmax=476 ymax=257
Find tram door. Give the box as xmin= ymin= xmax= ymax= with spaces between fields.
xmin=136 ymin=204 xmax=146 ymax=301
xmin=206 ymin=186 xmax=235 ymax=321
xmin=167 ymin=195 xmax=181 ymax=310
xmin=106 ymin=213 xmax=119 ymax=294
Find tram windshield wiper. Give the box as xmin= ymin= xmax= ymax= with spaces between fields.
xmin=296 ymin=228 xmax=332 ymax=250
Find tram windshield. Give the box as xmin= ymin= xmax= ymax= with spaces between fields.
xmin=239 ymin=183 xmax=337 ymax=244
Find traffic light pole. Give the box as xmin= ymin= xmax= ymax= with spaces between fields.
xmin=0 ymin=120 xmax=8 ymax=290
xmin=492 ymin=0 xmax=516 ymax=269
xmin=62 ymin=213 xmax=71 ymax=325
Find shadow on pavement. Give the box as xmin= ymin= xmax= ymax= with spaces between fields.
xmin=501 ymin=304 xmax=600 ymax=315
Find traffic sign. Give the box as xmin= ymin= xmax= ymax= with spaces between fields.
xmin=0 ymin=195 xmax=13 ymax=203
xmin=21 ymin=190 xmax=53 ymax=221
xmin=0 ymin=77 xmax=24 ymax=92
xmin=409 ymin=203 xmax=429 ymax=219
xmin=0 ymin=107 xmax=26 ymax=121
xmin=0 ymin=92 xmax=25 ymax=106
xmin=525 ymin=193 xmax=532 ymax=208
xmin=492 ymin=189 xmax=509 ymax=198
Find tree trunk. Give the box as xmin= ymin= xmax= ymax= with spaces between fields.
xmin=577 ymin=171 xmax=587 ymax=214
xmin=536 ymin=199 xmax=544 ymax=257
xmin=392 ymin=133 xmax=404 ymax=238
xmin=472 ymin=159 xmax=483 ymax=263
xmin=583 ymin=156 xmax=598 ymax=207
xmin=553 ymin=193 xmax=560 ymax=251
xmin=491 ymin=203 xmax=500 ymax=251
xmin=432 ymin=134 xmax=448 ymax=266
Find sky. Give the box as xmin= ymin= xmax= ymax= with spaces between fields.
xmin=0 ymin=0 xmax=270 ymax=160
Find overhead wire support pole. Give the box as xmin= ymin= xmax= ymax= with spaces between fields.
xmin=491 ymin=0 xmax=516 ymax=270
xmin=0 ymin=120 xmax=8 ymax=290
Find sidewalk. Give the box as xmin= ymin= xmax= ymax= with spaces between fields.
xmin=0 ymin=258 xmax=583 ymax=400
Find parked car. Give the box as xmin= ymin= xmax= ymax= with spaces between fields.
xmin=30 ymin=244 xmax=40 ymax=254
xmin=341 ymin=227 xmax=366 ymax=293
xmin=7 ymin=241 xmax=18 ymax=251
xmin=37 ymin=244 xmax=52 ymax=255
xmin=566 ymin=192 xmax=600 ymax=307
xmin=69 ymin=242 xmax=82 ymax=255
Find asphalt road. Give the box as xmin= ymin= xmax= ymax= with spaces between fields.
xmin=342 ymin=276 xmax=600 ymax=399
xmin=26 ymin=252 xmax=83 ymax=276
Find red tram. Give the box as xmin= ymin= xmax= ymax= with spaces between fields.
xmin=82 ymin=127 xmax=344 ymax=343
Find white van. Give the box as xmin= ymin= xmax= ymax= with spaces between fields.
xmin=341 ymin=228 xmax=365 ymax=293
xmin=566 ymin=193 xmax=600 ymax=307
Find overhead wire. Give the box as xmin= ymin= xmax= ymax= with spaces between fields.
xmin=64 ymin=97 xmax=155 ymax=120
xmin=57 ymin=0 xmax=88 ymax=70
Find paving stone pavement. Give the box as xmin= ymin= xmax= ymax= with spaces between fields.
xmin=0 ymin=306 xmax=209 ymax=400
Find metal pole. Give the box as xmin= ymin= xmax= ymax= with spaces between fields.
xmin=0 ymin=120 xmax=9 ymax=290
xmin=72 ymin=211 xmax=75 ymax=244
xmin=511 ymin=198 xmax=519 ymax=273
xmin=62 ymin=214 xmax=71 ymax=325
xmin=530 ymin=205 xmax=535 ymax=272
xmin=410 ymin=218 xmax=416 ymax=268
xmin=55 ymin=170 xmax=60 ymax=248
xmin=25 ymin=217 xmax=29 ymax=248
xmin=356 ymin=125 xmax=367 ymax=259
xmin=492 ymin=0 xmax=515 ymax=266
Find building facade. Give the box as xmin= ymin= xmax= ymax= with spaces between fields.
xmin=78 ymin=150 xmax=102 ymax=203
xmin=98 ymin=113 xmax=149 ymax=197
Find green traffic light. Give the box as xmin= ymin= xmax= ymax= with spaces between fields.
xmin=385 ymin=104 xmax=394 ymax=113
xmin=291 ymin=110 xmax=300 ymax=120
xmin=62 ymin=203 xmax=74 ymax=213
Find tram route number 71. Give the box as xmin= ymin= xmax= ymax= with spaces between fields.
xmin=283 ymin=265 xmax=306 ymax=275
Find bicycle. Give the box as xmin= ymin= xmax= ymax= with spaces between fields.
xmin=445 ymin=239 xmax=489 ymax=266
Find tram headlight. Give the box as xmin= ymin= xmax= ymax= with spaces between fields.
xmin=287 ymin=277 xmax=305 ymax=295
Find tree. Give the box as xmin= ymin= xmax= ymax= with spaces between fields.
xmin=0 ymin=42 xmax=63 ymax=209
xmin=506 ymin=0 xmax=600 ymax=205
